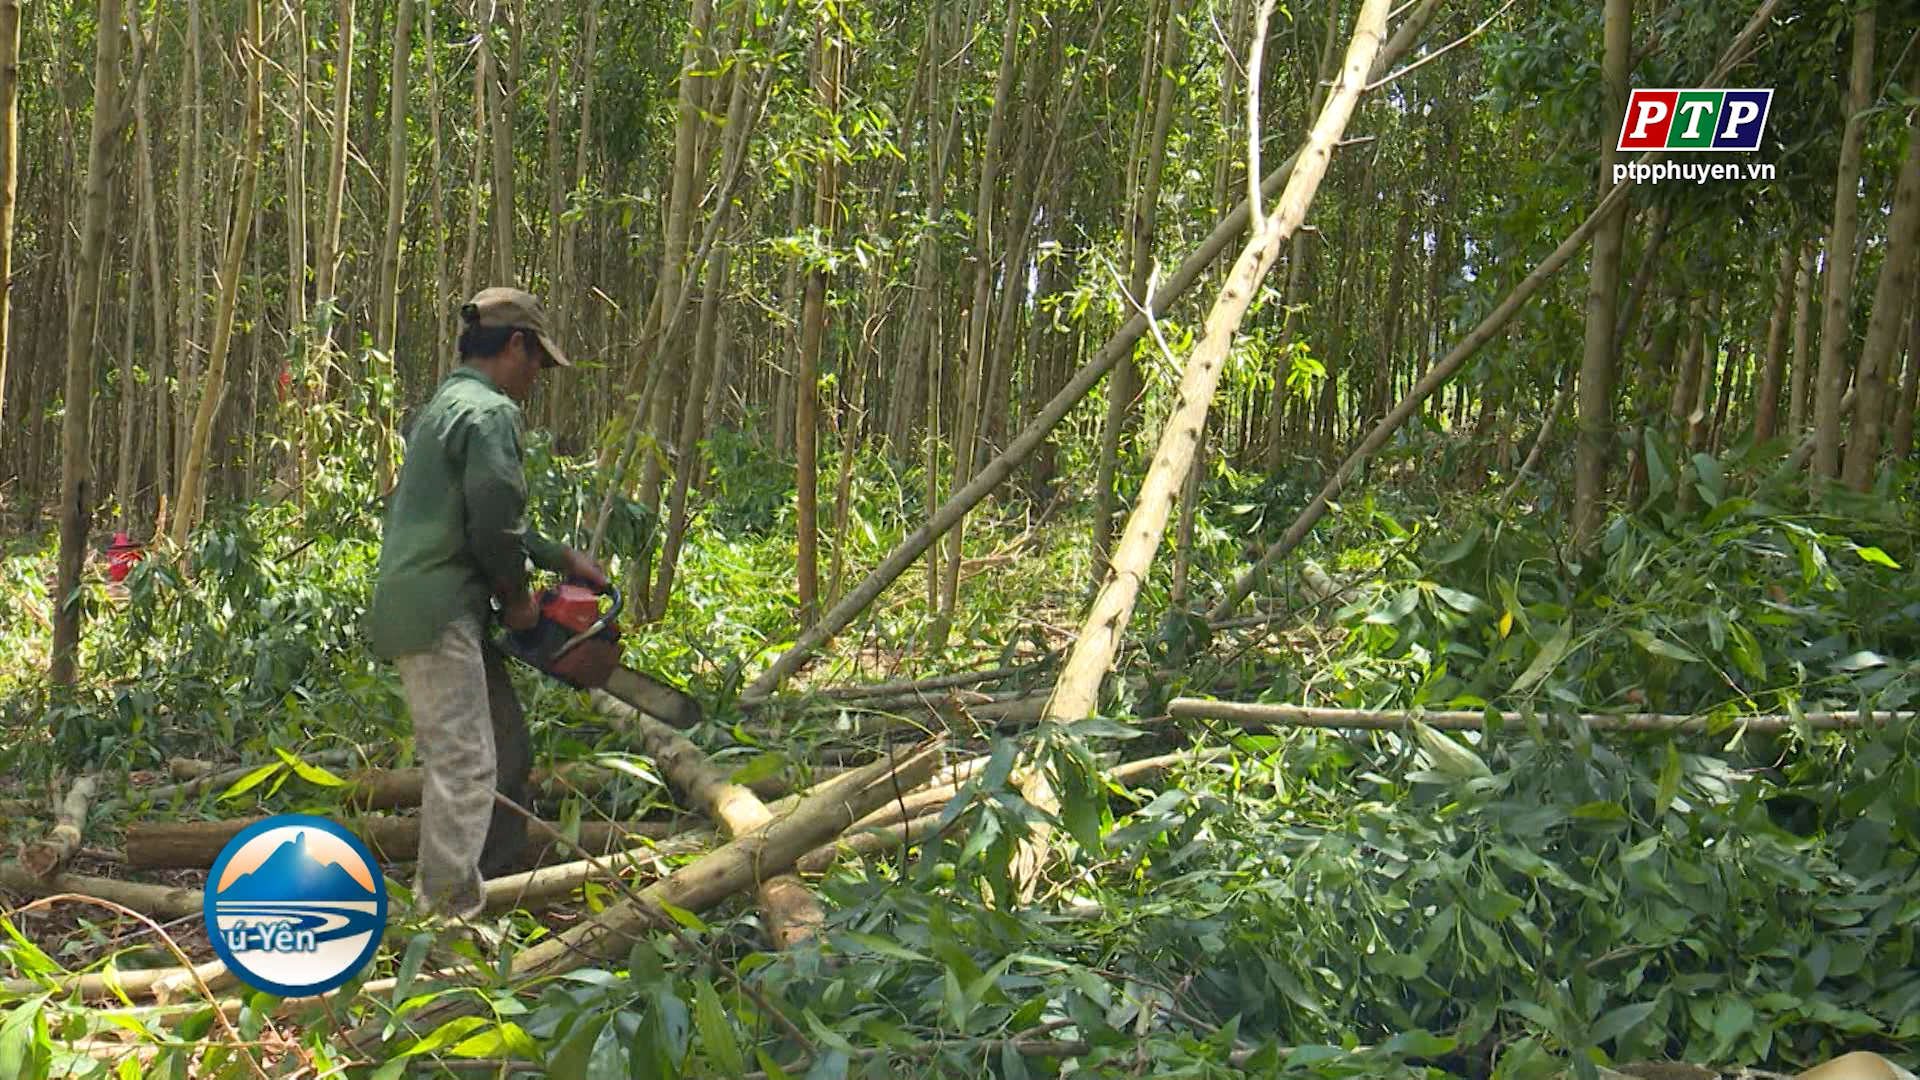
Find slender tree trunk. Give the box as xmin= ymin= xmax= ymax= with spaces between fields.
xmin=1753 ymin=240 xmax=1797 ymax=442
xmin=314 ymin=0 xmax=356 ymax=390
xmin=1842 ymin=111 xmax=1920 ymax=491
xmin=173 ymin=0 xmax=265 ymax=544
xmin=1787 ymin=239 xmax=1816 ymax=437
xmin=460 ymin=2 xmax=485 ymax=301
xmin=50 ymin=0 xmax=127 ymax=687
xmin=117 ymin=195 xmax=141 ymax=524
xmin=651 ymin=243 xmax=729 ymax=617
xmin=932 ymin=0 xmax=1025 ymax=648
xmin=795 ymin=21 xmax=841 ymax=630
xmin=484 ymin=0 xmax=513 ymax=283
xmin=1572 ymin=0 xmax=1631 ymax=549
xmin=1095 ymin=0 xmax=1187 ymax=569
xmin=1812 ymin=7 xmax=1876 ymax=481
xmin=0 ymin=0 xmax=18 ymax=430
xmin=374 ymin=0 xmax=416 ymax=490
xmin=1893 ymin=298 xmax=1920 ymax=460
xmin=424 ymin=0 xmax=449 ymax=381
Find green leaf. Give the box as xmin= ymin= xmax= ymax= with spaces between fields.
xmin=219 ymin=762 xmax=283 ymax=801
xmin=655 ymin=899 xmax=709 ymax=933
xmin=1411 ymin=720 xmax=1491 ymax=779
xmin=1366 ymin=950 xmax=1428 ymax=979
xmin=839 ymin=932 xmax=929 ymax=964
xmin=1625 ymin=628 xmax=1701 ymax=663
xmin=371 ymin=1059 xmax=410 ymax=1080
xmin=1835 ymin=651 xmax=1887 ymax=672
xmin=1367 ymin=586 xmax=1422 ymax=625
xmin=1512 ymin=621 xmax=1573 ymax=693
xmin=399 ymin=1015 xmax=488 ymax=1057
xmin=1591 ymin=1001 xmax=1659 ymax=1045
xmin=447 ymin=1022 xmax=538 ymax=1058
xmin=1854 ymin=545 xmax=1901 ymax=569
xmin=1430 ymin=584 xmax=1489 ymax=615
xmin=695 ymin=980 xmax=745 ymax=1078
xmin=1433 ymin=523 xmax=1485 ymax=565
xmin=1382 ymin=1029 xmax=1456 ymax=1058
xmin=274 ymin=746 xmax=346 ymax=787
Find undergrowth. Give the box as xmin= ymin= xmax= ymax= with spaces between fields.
xmin=0 ymin=431 xmax=1917 ymax=1079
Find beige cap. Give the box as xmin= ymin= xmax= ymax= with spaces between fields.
xmin=462 ymin=287 xmax=570 ymax=368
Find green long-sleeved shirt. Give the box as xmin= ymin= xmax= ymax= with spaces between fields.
xmin=368 ymin=366 xmax=568 ymax=660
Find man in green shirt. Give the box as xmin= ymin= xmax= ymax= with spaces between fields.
xmin=370 ymin=286 xmax=607 ymax=920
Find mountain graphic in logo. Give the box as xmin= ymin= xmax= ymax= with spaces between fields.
xmin=217 ymin=830 xmax=378 ymax=902
xmin=203 ymin=814 xmax=389 ymax=997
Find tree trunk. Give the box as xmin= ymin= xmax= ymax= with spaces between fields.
xmin=0 ymin=0 xmax=18 ymax=430
xmin=312 ymin=0 xmax=355 ymax=407
xmin=932 ymin=0 xmax=1025 ymax=649
xmin=1787 ymin=238 xmax=1816 ymax=437
xmin=1811 ymin=7 xmax=1876 ymax=481
xmin=1893 ymin=298 xmax=1920 ymax=460
xmin=1753 ymin=240 xmax=1797 ymax=442
xmin=1841 ymin=111 xmax=1920 ymax=491
xmin=374 ymin=0 xmax=416 ymax=490
xmin=794 ymin=21 xmax=840 ymax=630
xmin=484 ymin=0 xmax=514 ymax=284
xmin=424 ymin=0 xmax=449 ymax=382
xmin=651 ymin=243 xmax=728 ymax=617
xmin=1093 ymin=0 xmax=1186 ymax=569
xmin=172 ymin=0 xmax=264 ymax=545
xmin=1571 ymin=0 xmax=1632 ymax=549
xmin=1022 ymin=0 xmax=1390 ymax=898
xmin=49 ymin=0 xmax=126 ymax=687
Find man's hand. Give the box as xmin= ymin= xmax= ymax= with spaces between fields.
xmin=559 ymin=547 xmax=610 ymax=590
xmin=503 ymin=589 xmax=541 ymax=631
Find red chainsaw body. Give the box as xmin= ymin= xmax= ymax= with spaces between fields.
xmin=536 ymin=582 xmax=622 ymax=689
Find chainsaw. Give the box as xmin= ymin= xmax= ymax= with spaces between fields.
xmin=493 ymin=578 xmax=704 ymax=730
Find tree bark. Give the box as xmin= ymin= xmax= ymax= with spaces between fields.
xmin=1812 ymin=7 xmax=1876 ymax=481
xmin=1893 ymin=296 xmax=1920 ymax=460
xmin=795 ymin=21 xmax=840 ymax=631
xmin=374 ymin=0 xmax=417 ymax=486
xmin=1842 ymin=112 xmax=1920 ymax=490
xmin=49 ymin=0 xmax=127 ymax=687
xmin=1572 ymin=0 xmax=1632 ymax=550
xmin=172 ymin=0 xmax=264 ymax=544
xmin=1787 ymin=238 xmax=1816 ymax=436
xmin=424 ymin=0 xmax=449 ymax=381
xmin=0 ymin=0 xmax=18 ymax=431
xmin=1094 ymin=0 xmax=1186 ymax=570
xmin=651 ymin=243 xmax=729 ymax=616
xmin=314 ymin=0 xmax=356 ymax=367
xmin=1753 ymin=240 xmax=1798 ymax=442
xmin=483 ymin=0 xmax=514 ymax=283
xmin=932 ymin=0 xmax=1025 ymax=649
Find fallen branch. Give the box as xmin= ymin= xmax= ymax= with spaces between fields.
xmin=0 ymin=862 xmax=206 ymax=920
xmin=357 ymin=741 xmax=947 ymax=1049
xmin=104 ymin=749 xmax=360 ymax=814
xmin=20 ymin=776 xmax=100 ymax=879
xmin=1167 ymin=698 xmax=1918 ymax=735
xmin=814 ymin=663 xmax=1042 ymax=703
xmin=590 ymin=688 xmax=832 ymax=949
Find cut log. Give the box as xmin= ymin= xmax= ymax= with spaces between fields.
xmin=122 ymin=813 xmax=681 ymax=871
xmin=590 ymin=688 xmax=831 ymax=948
xmin=105 ymin=749 xmax=361 ymax=814
xmin=352 ymin=741 xmax=947 ymax=1050
xmin=1166 ymin=698 xmax=1917 ymax=735
xmin=19 ymin=776 xmax=99 ymax=879
xmin=0 ymin=862 xmax=205 ymax=919
xmin=814 ymin=664 xmax=1040 ymax=702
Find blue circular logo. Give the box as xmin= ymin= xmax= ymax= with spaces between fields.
xmin=204 ymin=814 xmax=388 ymax=997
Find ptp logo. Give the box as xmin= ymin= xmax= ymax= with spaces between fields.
xmin=1617 ymin=89 xmax=1772 ymax=152
xmin=204 ymin=814 xmax=388 ymax=997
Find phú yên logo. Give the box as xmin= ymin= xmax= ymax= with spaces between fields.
xmin=204 ymin=814 xmax=388 ymax=997
xmin=1617 ymin=89 xmax=1772 ymax=152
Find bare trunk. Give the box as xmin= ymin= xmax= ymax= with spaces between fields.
xmin=374 ymin=0 xmax=417 ymax=490
xmin=1572 ymin=0 xmax=1631 ymax=549
xmin=484 ymin=0 xmax=514 ymax=283
xmin=0 ymin=0 xmax=18 ymax=429
xmin=424 ymin=0 xmax=449 ymax=380
xmin=1753 ymin=240 xmax=1797 ymax=442
xmin=1812 ymin=8 xmax=1876 ymax=481
xmin=172 ymin=0 xmax=265 ymax=544
xmin=932 ymin=0 xmax=1025 ymax=648
xmin=795 ymin=23 xmax=840 ymax=630
xmin=1842 ymin=111 xmax=1920 ymax=490
xmin=1893 ymin=297 xmax=1920 ymax=459
xmin=1787 ymin=238 xmax=1816 ymax=436
xmin=651 ymin=243 xmax=728 ymax=616
xmin=49 ymin=0 xmax=126 ymax=687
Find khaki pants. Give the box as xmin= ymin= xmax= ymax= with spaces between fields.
xmin=393 ymin=613 xmax=532 ymax=919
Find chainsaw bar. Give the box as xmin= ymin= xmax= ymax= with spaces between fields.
xmin=602 ymin=666 xmax=705 ymax=730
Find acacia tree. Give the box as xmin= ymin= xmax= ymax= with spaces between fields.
xmin=50 ymin=0 xmax=128 ymax=687
xmin=1571 ymin=0 xmax=1632 ymax=549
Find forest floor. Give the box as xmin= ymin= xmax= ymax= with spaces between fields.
xmin=0 ymin=442 xmax=1918 ymax=1080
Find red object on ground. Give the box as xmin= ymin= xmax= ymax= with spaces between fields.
xmin=106 ymin=532 xmax=146 ymax=583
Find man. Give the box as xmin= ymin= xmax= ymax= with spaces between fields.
xmin=369 ymin=286 xmax=608 ymax=920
